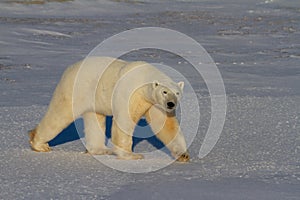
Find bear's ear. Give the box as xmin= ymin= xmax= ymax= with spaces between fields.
xmin=152 ymin=80 xmax=160 ymax=88
xmin=178 ymin=81 xmax=184 ymax=91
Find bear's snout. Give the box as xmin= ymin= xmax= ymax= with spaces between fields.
xmin=167 ymin=101 xmax=175 ymax=109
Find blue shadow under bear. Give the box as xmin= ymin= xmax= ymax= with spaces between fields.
xmin=48 ymin=117 xmax=165 ymax=151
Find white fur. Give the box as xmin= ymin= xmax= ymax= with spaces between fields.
xmin=29 ymin=57 xmax=189 ymax=161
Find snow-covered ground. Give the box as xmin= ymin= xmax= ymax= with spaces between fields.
xmin=0 ymin=0 xmax=299 ymax=199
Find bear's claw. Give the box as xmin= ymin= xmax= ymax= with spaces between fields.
xmin=31 ymin=143 xmax=51 ymax=152
xmin=176 ymin=152 xmax=190 ymax=162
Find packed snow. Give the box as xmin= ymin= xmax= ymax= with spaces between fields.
xmin=0 ymin=0 xmax=299 ymax=199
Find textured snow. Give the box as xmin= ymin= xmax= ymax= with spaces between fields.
xmin=0 ymin=0 xmax=299 ymax=199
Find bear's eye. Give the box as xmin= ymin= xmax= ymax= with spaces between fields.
xmin=163 ymin=91 xmax=168 ymax=95
xmin=176 ymin=92 xmax=180 ymax=95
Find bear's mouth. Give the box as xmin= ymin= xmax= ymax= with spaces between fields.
xmin=166 ymin=108 xmax=175 ymax=113
xmin=167 ymin=106 xmax=175 ymax=110
xmin=166 ymin=107 xmax=176 ymax=113
xmin=154 ymin=104 xmax=176 ymax=113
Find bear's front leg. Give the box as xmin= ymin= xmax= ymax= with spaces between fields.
xmin=111 ymin=92 xmax=151 ymax=160
xmin=111 ymin=119 xmax=144 ymax=160
xmin=157 ymin=119 xmax=190 ymax=162
xmin=146 ymin=107 xmax=190 ymax=162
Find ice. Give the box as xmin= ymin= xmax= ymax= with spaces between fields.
xmin=0 ymin=0 xmax=299 ymax=199
xmin=21 ymin=28 xmax=72 ymax=38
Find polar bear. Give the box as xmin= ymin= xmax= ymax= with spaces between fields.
xmin=29 ymin=57 xmax=190 ymax=162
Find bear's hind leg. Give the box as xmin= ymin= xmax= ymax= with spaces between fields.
xmin=30 ymin=105 xmax=74 ymax=152
xmin=83 ymin=112 xmax=112 ymax=155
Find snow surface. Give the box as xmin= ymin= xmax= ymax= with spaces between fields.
xmin=0 ymin=0 xmax=299 ymax=199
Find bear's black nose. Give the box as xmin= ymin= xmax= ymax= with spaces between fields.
xmin=167 ymin=102 xmax=175 ymax=108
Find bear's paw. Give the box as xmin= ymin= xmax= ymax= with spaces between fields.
xmin=175 ymin=152 xmax=190 ymax=163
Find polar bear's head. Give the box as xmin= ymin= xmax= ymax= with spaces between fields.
xmin=151 ymin=80 xmax=184 ymax=113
